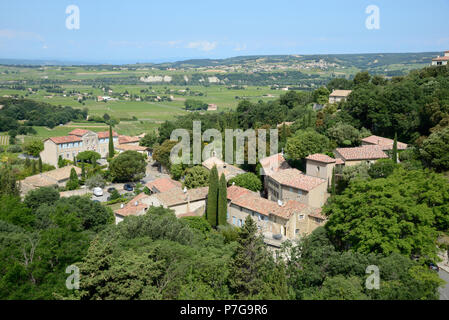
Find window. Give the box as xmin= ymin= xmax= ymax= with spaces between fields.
xmin=68 ymin=143 xmax=73 ymax=148
xmin=238 ymin=219 xmax=243 ymax=227
xmin=299 ymin=215 xmax=304 ymax=220
xmin=232 ymin=216 xmax=236 ymax=225
xmin=298 ymin=189 xmax=303 ymax=196
xmin=66 ymin=153 xmax=69 ymax=158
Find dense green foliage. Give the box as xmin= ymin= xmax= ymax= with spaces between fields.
xmin=109 ymin=150 xmax=146 ymax=182
xmin=228 ymin=172 xmax=262 ymax=192
xmin=206 ymin=166 xmax=219 ymax=227
xmin=183 ymin=166 xmax=209 ymax=189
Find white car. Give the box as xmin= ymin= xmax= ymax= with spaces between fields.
xmin=93 ymin=187 xmax=103 ymax=197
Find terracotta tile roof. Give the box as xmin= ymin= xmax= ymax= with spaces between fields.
xmin=259 ymin=153 xmax=291 ymax=176
xmin=97 ymin=130 xmax=118 ymax=139
xmin=48 ymin=135 xmax=82 ymax=144
xmin=329 ymin=90 xmax=352 ymax=97
xmin=116 ymin=144 xmax=148 ymax=152
xmin=306 ymin=153 xmax=336 ymax=164
xmin=335 ymin=158 xmax=345 ymax=165
xmin=145 ymin=177 xmax=182 ymax=193
xmin=231 ymin=192 xmax=307 ymax=220
xmin=43 ymin=165 xmax=81 ymax=181
xmin=202 ymin=157 xmax=246 ymax=180
xmin=361 ymin=135 xmax=408 ymax=150
xmin=69 ymin=129 xmax=90 ymax=136
xmin=433 ymin=56 xmax=449 ymax=61
xmin=277 ymin=122 xmax=294 ymax=128
xmin=118 ymin=135 xmax=141 ymax=144
xmin=155 ymin=187 xmax=209 ymax=207
xmin=308 ymin=208 xmax=326 ymax=220
xmin=114 ymin=193 xmax=149 ymax=217
xmin=335 ymin=145 xmax=388 ymax=161
xmin=227 ymin=185 xmax=254 ymax=201
xmin=270 ymin=169 xmax=326 ymax=192
xmin=22 ymin=174 xmax=57 ymax=188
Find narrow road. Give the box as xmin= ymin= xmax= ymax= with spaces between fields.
xmin=439 ymin=269 xmax=449 ymax=300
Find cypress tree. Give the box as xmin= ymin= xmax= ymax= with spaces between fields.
xmin=331 ymin=167 xmax=336 ymax=195
xmin=38 ymin=156 xmax=42 ymax=173
xmin=218 ymin=173 xmax=228 ymax=226
xmin=31 ymin=160 xmax=37 ymax=174
xmin=67 ymin=167 xmax=79 ymax=190
xmin=392 ymin=132 xmax=398 ymax=164
xmin=108 ymin=125 xmax=114 ymax=158
xmin=25 ymin=156 xmax=31 ymax=168
xmin=81 ymin=161 xmax=86 ymax=180
xmin=229 ymin=215 xmax=269 ymax=299
xmin=206 ymin=165 xmax=219 ymax=227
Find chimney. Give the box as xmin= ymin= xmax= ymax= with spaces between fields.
xmin=277 ymin=199 xmax=284 ymax=207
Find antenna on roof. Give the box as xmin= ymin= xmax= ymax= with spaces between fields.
xmin=232 ymin=182 xmax=235 ymax=186
xmin=183 ymin=186 xmax=187 ymax=193
xmin=120 ymin=204 xmax=124 ymax=208
xmin=277 ymin=199 xmax=284 ymax=207
xmin=134 ymin=201 xmax=138 ymax=206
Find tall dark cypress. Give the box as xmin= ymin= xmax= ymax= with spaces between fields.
xmin=392 ymin=132 xmax=398 ymax=163
xmin=206 ymin=165 xmax=219 ymax=227
xmin=218 ymin=173 xmax=228 ymax=226
xmin=38 ymin=156 xmax=42 ymax=173
xmin=108 ymin=125 xmax=114 ymax=158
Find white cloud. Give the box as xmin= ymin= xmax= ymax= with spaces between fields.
xmin=233 ymin=43 xmax=247 ymax=51
xmin=186 ymin=41 xmax=217 ymax=51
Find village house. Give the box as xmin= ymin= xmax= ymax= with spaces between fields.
xmin=202 ymin=156 xmax=246 ymax=181
xmin=40 ymin=129 xmax=119 ymax=167
xmin=266 ymin=168 xmax=328 ymax=208
xmin=305 ymin=153 xmax=344 ymax=186
xmin=432 ymin=51 xmax=449 ymax=66
xmin=114 ymin=186 xmax=209 ymax=224
xmin=333 ymin=145 xmax=389 ymax=167
xmin=361 ymin=135 xmax=408 ymax=151
xmin=259 ymin=153 xmax=291 ymax=194
xmin=115 ymin=144 xmax=149 ymax=156
xmin=226 ymin=185 xmax=326 ymax=246
xmin=328 ymin=90 xmax=352 ymax=104
xmin=20 ymin=165 xmax=82 ymax=195
xmin=207 ymin=104 xmax=218 ymax=111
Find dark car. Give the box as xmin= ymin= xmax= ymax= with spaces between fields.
xmin=124 ymin=183 xmax=134 ymax=191
xmin=107 ymin=187 xmax=117 ymax=193
xmin=429 ymin=263 xmax=440 ymax=272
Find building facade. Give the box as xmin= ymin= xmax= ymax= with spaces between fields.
xmin=40 ymin=129 xmax=119 ymax=167
xmin=432 ymin=51 xmax=449 ymax=66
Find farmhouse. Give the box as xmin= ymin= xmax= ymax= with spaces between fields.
xmin=328 ymin=90 xmax=352 ymax=104
xmin=334 ymin=145 xmax=388 ymax=166
xmin=145 ymin=177 xmax=182 ymax=194
xmin=432 ymin=51 xmax=449 ymax=66
xmin=40 ymin=129 xmax=119 ymax=167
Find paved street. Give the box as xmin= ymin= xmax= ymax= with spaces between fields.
xmin=439 ymin=269 xmax=449 ymax=300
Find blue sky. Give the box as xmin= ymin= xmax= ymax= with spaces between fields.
xmin=0 ymin=0 xmax=448 ymax=63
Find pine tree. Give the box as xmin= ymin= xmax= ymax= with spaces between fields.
xmin=392 ymin=132 xmax=398 ymax=164
xmin=108 ymin=125 xmax=114 ymax=158
xmin=229 ymin=216 xmax=269 ymax=299
xmin=218 ymin=173 xmax=228 ymax=226
xmin=206 ymin=165 xmax=219 ymax=227
xmin=38 ymin=156 xmax=42 ymax=173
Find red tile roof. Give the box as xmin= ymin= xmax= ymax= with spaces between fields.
xmin=97 ymin=130 xmax=118 ymax=138
xmin=48 ymin=135 xmax=82 ymax=144
xmin=361 ymin=135 xmax=408 ymax=150
xmin=227 ymin=185 xmax=254 ymax=201
xmin=270 ymin=169 xmax=326 ymax=192
xmin=433 ymin=56 xmax=449 ymax=61
xmin=145 ymin=177 xmax=182 ymax=193
xmin=335 ymin=145 xmax=388 ymax=161
xmin=118 ymin=135 xmax=140 ymax=144
xmin=116 ymin=144 xmax=148 ymax=152
xmin=155 ymin=187 xmax=208 ymax=207
xmin=114 ymin=193 xmax=149 ymax=217
xmin=69 ymin=129 xmax=90 ymax=136
xmin=306 ymin=153 xmax=336 ymax=164
xmin=330 ymin=90 xmax=352 ymax=97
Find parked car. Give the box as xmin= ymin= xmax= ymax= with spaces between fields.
xmin=429 ymin=263 xmax=440 ymax=272
xmin=93 ymin=187 xmax=103 ymax=197
xmin=107 ymin=187 xmax=117 ymax=193
xmin=123 ymin=183 xmax=134 ymax=191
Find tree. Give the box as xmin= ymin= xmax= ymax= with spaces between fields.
xmin=139 ymin=131 xmax=158 ymax=149
xmin=353 ymin=71 xmax=371 ymax=86
xmin=286 ymin=129 xmax=331 ymax=160
xmin=109 ymin=151 xmax=146 ymax=182
xmin=24 ymin=187 xmax=60 ymax=210
xmin=23 ymin=139 xmax=44 ymax=157
xmin=392 ymin=132 xmax=398 ymax=163
xmin=326 ymin=122 xmax=364 ymax=147
xmin=325 ymin=168 xmax=449 ymax=260
xmin=420 ymin=127 xmax=449 ymax=172
xmin=184 ymin=166 xmax=209 ymax=189
xmin=152 ymin=140 xmax=178 ymax=170
xmin=228 ymin=173 xmax=262 ymax=192
xmin=38 ymin=156 xmax=42 ymax=173
xmin=85 ymin=174 xmax=106 ymax=189
xmin=229 ymin=216 xmax=271 ymax=299
xmin=0 ymin=166 xmax=20 ymax=197
xmin=368 ymin=159 xmax=396 ymax=179
xmin=77 ymin=151 xmax=101 ymax=164
xmin=81 ymin=161 xmax=86 ymax=180
xmin=206 ymin=165 xmax=219 ymax=227
xmin=218 ymin=174 xmax=227 ymax=226
xmin=108 ymin=125 xmax=114 ymax=158
xmin=312 ymin=87 xmax=330 ymax=105
xmin=66 ymin=168 xmax=79 ymax=190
